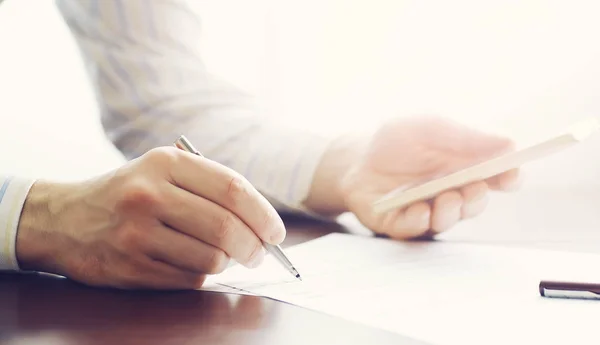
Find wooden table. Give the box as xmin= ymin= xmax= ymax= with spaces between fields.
xmin=0 ymin=217 xmax=426 ymax=345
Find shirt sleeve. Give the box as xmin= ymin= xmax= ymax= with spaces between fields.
xmin=0 ymin=176 xmax=35 ymax=271
xmin=54 ymin=0 xmax=334 ymax=216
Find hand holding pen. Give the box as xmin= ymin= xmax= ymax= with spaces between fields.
xmin=174 ymin=135 xmax=302 ymax=280
xmin=15 ymin=136 xmax=297 ymax=291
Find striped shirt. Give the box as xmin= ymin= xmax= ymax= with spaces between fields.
xmin=0 ymin=0 xmax=332 ymax=271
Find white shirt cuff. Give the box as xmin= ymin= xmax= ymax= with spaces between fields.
xmin=0 ymin=177 xmax=36 ymax=271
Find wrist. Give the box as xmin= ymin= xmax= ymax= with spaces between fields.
xmin=303 ymin=132 xmax=368 ymax=216
xmin=15 ymin=180 xmax=71 ymax=274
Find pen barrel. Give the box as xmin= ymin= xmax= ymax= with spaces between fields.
xmin=174 ymin=135 xmax=203 ymax=156
xmin=262 ymin=242 xmax=293 ymax=268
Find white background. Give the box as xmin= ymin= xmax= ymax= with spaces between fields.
xmin=1 ymin=0 xmax=600 ymax=190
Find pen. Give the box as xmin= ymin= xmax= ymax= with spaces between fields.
xmin=173 ymin=135 xmax=302 ymax=281
xmin=539 ymin=280 xmax=600 ymax=300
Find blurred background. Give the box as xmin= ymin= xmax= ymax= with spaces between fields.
xmin=2 ymin=0 xmax=600 ymax=248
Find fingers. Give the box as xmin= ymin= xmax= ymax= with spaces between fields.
xmin=459 ymin=181 xmax=489 ymax=219
xmin=144 ymin=224 xmax=230 ymax=275
xmin=158 ymin=184 xmax=265 ymax=269
xmin=376 ymin=181 xmax=492 ymax=239
xmin=429 ymin=181 xmax=489 ymax=233
xmin=430 ymin=190 xmax=463 ymax=233
xmin=386 ymin=202 xmax=430 ymax=240
xmin=115 ymin=257 xmax=208 ymax=290
xmin=487 ymin=168 xmax=521 ymax=191
xmin=166 ymin=149 xmax=286 ymax=245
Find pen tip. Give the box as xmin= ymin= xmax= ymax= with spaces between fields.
xmin=296 ymin=274 xmax=302 ymax=281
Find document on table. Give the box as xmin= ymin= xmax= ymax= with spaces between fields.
xmin=211 ymin=233 xmax=600 ymax=345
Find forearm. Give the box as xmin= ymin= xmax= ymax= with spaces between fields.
xmin=56 ymin=0 xmax=341 ymax=216
xmin=112 ymin=109 xmax=336 ymax=215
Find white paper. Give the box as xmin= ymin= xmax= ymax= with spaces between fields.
xmin=213 ymin=233 xmax=600 ymax=345
xmin=199 ymin=275 xmax=257 ymax=296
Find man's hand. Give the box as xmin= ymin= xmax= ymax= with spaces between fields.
xmin=15 ymin=147 xmax=286 ymax=290
xmin=306 ymin=115 xmax=520 ymax=239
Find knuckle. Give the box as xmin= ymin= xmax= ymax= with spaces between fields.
xmin=226 ymin=175 xmax=250 ymax=206
xmin=117 ymin=177 xmax=162 ymax=211
xmin=207 ymin=250 xmax=228 ymax=274
xmin=261 ymin=210 xmax=274 ymax=230
xmin=115 ymin=224 xmax=144 ymax=251
xmin=143 ymin=146 xmax=181 ymax=166
xmin=215 ymin=213 xmax=236 ymax=242
xmin=261 ymin=210 xmax=285 ymax=243
xmin=248 ymin=241 xmax=263 ymax=263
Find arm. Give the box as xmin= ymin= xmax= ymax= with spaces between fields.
xmin=0 ymin=176 xmax=35 ymax=271
xmin=54 ymin=0 xmax=346 ymax=217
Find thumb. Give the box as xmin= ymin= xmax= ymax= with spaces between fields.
xmin=424 ymin=117 xmax=515 ymax=157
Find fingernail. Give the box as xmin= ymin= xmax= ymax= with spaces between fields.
xmin=248 ymin=248 xmax=265 ymax=268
